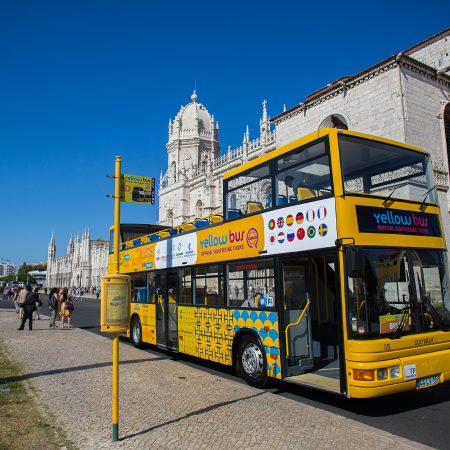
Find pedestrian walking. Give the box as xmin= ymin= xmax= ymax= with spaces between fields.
xmin=60 ymin=291 xmax=74 ymax=329
xmin=16 ymin=287 xmax=27 ymax=318
xmin=48 ymin=287 xmax=59 ymax=328
xmin=96 ymin=287 xmax=100 ymax=300
xmin=33 ymin=287 xmax=42 ymax=320
xmin=17 ymin=285 xmax=36 ymax=330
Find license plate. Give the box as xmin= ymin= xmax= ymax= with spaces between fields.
xmin=416 ymin=375 xmax=440 ymax=389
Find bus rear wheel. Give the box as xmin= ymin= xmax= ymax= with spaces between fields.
xmin=130 ymin=317 xmax=143 ymax=348
xmin=238 ymin=335 xmax=268 ymax=388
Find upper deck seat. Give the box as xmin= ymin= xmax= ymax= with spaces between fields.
xmin=194 ymin=219 xmax=209 ymax=229
xmin=227 ymin=209 xmax=242 ymax=219
xmin=133 ymin=239 xmax=142 ymax=247
xmin=209 ymin=214 xmax=223 ymax=224
xmin=181 ymin=222 xmax=196 ymax=232
xmin=277 ymin=195 xmax=287 ymax=205
xmin=297 ymin=187 xmax=316 ymax=201
xmin=246 ymin=202 xmax=263 ymax=214
xmin=149 ymin=234 xmax=160 ymax=242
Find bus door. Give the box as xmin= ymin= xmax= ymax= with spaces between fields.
xmin=282 ymin=261 xmax=314 ymax=376
xmin=282 ymin=255 xmax=342 ymax=393
xmin=155 ymin=271 xmax=178 ymax=350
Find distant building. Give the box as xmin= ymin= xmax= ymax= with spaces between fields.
xmin=46 ymin=231 xmax=109 ymax=288
xmin=0 ymin=261 xmax=17 ymax=277
xmin=28 ymin=270 xmax=47 ymax=287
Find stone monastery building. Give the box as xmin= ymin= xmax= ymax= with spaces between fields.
xmin=158 ymin=28 xmax=450 ymax=247
xmin=46 ymin=231 xmax=109 ymax=288
xmin=48 ymin=28 xmax=450 ymax=288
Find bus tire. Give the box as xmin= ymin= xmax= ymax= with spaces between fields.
xmin=130 ymin=316 xmax=143 ymax=348
xmin=238 ymin=335 xmax=268 ymax=388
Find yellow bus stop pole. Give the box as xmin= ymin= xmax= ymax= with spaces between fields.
xmin=112 ymin=155 xmax=121 ymax=442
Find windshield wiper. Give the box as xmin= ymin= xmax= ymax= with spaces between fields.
xmin=420 ymin=292 xmax=449 ymax=332
xmin=391 ymin=297 xmax=414 ymax=339
xmin=382 ymin=183 xmax=409 ymax=206
xmin=419 ymin=186 xmax=437 ymax=210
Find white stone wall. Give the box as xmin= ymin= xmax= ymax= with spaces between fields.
xmin=400 ymin=66 xmax=450 ymax=243
xmin=409 ymin=34 xmax=450 ymax=71
xmin=276 ymin=66 xmax=404 ymax=147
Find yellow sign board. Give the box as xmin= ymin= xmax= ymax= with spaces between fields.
xmin=101 ymin=274 xmax=131 ymax=333
xmin=121 ymin=174 xmax=155 ymax=204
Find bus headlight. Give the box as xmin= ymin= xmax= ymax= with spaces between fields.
xmin=353 ymin=369 xmax=375 ymax=381
xmin=377 ymin=368 xmax=388 ymax=380
xmin=389 ymin=366 xmax=401 ymax=378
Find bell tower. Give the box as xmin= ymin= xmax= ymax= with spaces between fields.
xmin=159 ymin=91 xmax=220 ymax=225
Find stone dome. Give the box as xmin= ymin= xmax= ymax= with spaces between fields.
xmin=171 ymin=91 xmax=214 ymax=136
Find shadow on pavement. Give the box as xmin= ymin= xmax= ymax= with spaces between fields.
xmin=120 ymin=391 xmax=267 ymax=442
xmin=0 ymin=357 xmax=166 ymax=384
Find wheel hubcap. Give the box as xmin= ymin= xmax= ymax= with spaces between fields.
xmin=241 ymin=343 xmax=263 ymax=377
xmin=133 ymin=322 xmax=140 ymax=343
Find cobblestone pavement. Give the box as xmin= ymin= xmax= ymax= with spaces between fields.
xmin=0 ymin=309 xmax=431 ymax=450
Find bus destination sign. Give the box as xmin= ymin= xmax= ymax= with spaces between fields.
xmin=356 ymin=206 xmax=441 ymax=237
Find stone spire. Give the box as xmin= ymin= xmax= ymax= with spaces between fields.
xmin=168 ymin=118 xmax=173 ymax=139
xmin=259 ymin=99 xmax=271 ymax=152
xmin=262 ymin=99 xmax=268 ymax=123
xmin=67 ymin=234 xmax=74 ymax=254
xmin=48 ymin=233 xmax=56 ymax=259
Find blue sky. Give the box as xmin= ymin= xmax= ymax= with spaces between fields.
xmin=1 ymin=0 xmax=448 ymax=265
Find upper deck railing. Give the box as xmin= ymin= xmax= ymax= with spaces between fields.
xmin=121 ymin=213 xmax=224 ymax=250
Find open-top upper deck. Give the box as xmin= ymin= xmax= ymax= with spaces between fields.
xmin=116 ymin=128 xmax=444 ymax=271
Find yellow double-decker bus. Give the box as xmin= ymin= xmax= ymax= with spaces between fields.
xmin=109 ymin=128 xmax=450 ymax=398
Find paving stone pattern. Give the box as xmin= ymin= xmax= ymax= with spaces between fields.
xmin=0 ymin=310 xmax=430 ymax=450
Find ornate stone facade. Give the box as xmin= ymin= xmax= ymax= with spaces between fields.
xmin=159 ymin=29 xmax=450 ymax=251
xmin=158 ymin=94 xmax=275 ymax=225
xmin=46 ymin=231 xmax=109 ymax=288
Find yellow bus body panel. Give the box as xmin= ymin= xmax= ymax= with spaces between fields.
xmin=128 ymin=303 xmax=156 ymax=345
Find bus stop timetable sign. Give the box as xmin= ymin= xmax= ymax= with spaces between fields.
xmin=101 ymin=275 xmax=131 ymax=333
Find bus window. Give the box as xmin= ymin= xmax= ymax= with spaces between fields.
xmin=339 ymin=134 xmax=436 ymax=203
xmin=226 ymin=165 xmax=272 ymax=218
xmin=194 ymin=265 xmax=224 ymax=306
xmin=346 ymin=248 xmax=450 ymax=338
xmin=181 ymin=268 xmax=192 ymax=304
xmin=276 ymin=140 xmax=332 ymax=206
xmin=148 ymin=272 xmax=157 ymax=303
xmin=228 ymin=259 xmax=275 ymax=309
xmin=131 ymin=273 xmax=147 ymax=303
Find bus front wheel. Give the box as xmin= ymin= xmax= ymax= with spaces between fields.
xmin=238 ymin=335 xmax=268 ymax=388
xmin=131 ymin=317 xmax=143 ymax=348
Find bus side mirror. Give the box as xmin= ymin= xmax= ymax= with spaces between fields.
xmin=347 ymin=246 xmax=363 ymax=278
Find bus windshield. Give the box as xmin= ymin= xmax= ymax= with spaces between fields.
xmin=339 ymin=134 xmax=436 ymax=204
xmin=346 ymin=247 xmax=450 ymax=339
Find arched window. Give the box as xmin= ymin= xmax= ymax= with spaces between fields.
xmin=319 ymin=114 xmax=349 ymax=130
xmin=444 ymin=103 xmax=450 ymax=175
xmin=167 ymin=209 xmax=174 ymax=227
xmin=262 ymin=182 xmax=272 ymax=208
xmin=196 ymin=200 xmax=203 ymax=218
xmin=230 ymin=193 xmax=237 ymax=210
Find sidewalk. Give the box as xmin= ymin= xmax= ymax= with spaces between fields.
xmin=0 ymin=309 xmax=431 ymax=450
